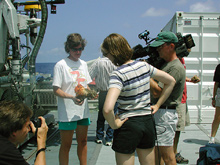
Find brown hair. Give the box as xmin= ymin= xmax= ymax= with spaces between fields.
xmin=101 ymin=33 xmax=133 ymax=66
xmin=64 ymin=33 xmax=87 ymax=54
xmin=0 ymin=100 xmax=33 ymax=138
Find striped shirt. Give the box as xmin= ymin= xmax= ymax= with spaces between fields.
xmin=109 ymin=60 xmax=157 ymax=119
xmin=89 ymin=57 xmax=117 ymax=91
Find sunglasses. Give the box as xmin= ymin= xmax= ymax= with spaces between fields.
xmin=71 ymin=47 xmax=83 ymax=52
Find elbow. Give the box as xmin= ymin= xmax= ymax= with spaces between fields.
xmin=103 ymin=107 xmax=111 ymax=117
xmin=165 ymin=77 xmax=176 ymax=89
xmin=53 ymin=89 xmax=59 ymax=96
xmin=53 ymin=88 xmax=57 ymax=95
xmin=171 ymin=79 xmax=176 ymax=88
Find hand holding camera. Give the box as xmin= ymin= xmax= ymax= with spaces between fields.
xmin=29 ymin=117 xmax=48 ymax=146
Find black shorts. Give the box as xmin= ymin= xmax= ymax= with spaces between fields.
xmin=112 ymin=115 xmax=156 ymax=154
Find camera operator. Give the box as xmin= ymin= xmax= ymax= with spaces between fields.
xmin=0 ymin=100 xmax=48 ymax=165
xmin=150 ymin=31 xmax=185 ymax=165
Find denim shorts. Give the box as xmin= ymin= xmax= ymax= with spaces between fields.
xmin=112 ymin=115 xmax=156 ymax=154
xmin=59 ymin=118 xmax=90 ymax=130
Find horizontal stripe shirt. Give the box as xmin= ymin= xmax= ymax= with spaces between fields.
xmin=109 ymin=60 xmax=157 ymax=119
xmin=89 ymin=57 xmax=117 ymax=91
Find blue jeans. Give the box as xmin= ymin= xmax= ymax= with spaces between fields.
xmin=96 ymin=91 xmax=117 ymax=142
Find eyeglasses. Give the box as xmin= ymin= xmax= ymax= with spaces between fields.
xmin=71 ymin=47 xmax=83 ymax=52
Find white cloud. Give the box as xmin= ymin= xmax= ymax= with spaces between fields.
xmin=190 ymin=0 xmax=217 ymax=12
xmin=141 ymin=7 xmax=170 ymax=17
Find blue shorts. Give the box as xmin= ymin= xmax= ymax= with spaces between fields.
xmin=59 ymin=118 xmax=90 ymax=130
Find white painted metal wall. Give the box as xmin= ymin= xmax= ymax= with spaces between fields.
xmin=162 ymin=11 xmax=220 ymax=123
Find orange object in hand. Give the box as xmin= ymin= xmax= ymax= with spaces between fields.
xmin=75 ymin=84 xmax=98 ymax=101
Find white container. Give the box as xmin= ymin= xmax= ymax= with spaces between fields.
xmin=162 ymin=11 xmax=220 ymax=123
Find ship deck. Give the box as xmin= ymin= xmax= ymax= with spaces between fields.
xmin=21 ymin=109 xmax=219 ymax=165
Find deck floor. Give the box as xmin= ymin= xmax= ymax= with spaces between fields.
xmin=22 ymin=109 xmax=219 ymax=165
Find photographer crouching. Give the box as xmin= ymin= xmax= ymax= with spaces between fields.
xmin=0 ymin=100 xmax=48 ymax=165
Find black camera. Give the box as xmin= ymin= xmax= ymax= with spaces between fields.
xmin=29 ymin=118 xmax=42 ymax=133
xmin=132 ymin=30 xmax=195 ymax=69
xmin=175 ymin=32 xmax=195 ymax=58
xmin=32 ymin=118 xmax=42 ymax=128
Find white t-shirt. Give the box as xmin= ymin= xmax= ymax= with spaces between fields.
xmin=53 ymin=58 xmax=92 ymax=122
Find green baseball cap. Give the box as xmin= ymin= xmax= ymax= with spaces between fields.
xmin=150 ymin=31 xmax=178 ymax=47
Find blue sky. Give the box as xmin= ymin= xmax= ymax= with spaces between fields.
xmin=16 ymin=0 xmax=220 ymax=63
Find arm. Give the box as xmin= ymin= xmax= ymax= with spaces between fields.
xmin=29 ymin=117 xmax=48 ymax=165
xmin=150 ymin=69 xmax=176 ymax=114
xmin=53 ymin=86 xmax=83 ymax=105
xmin=212 ymin=82 xmax=218 ymax=107
xmin=103 ymin=87 xmax=128 ymax=129
xmin=150 ymin=78 xmax=162 ymax=98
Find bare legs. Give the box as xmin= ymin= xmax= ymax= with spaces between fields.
xmin=115 ymin=147 xmax=155 ymax=165
xmin=173 ymin=131 xmax=180 ymax=154
xmin=155 ymin=146 xmax=176 ymax=165
xmin=59 ymin=130 xmax=74 ymax=165
xmin=211 ymin=106 xmax=220 ymax=138
xmin=76 ymin=125 xmax=88 ymax=165
xmin=59 ymin=125 xmax=88 ymax=165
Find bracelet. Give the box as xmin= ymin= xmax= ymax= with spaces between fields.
xmin=36 ymin=147 xmax=46 ymax=158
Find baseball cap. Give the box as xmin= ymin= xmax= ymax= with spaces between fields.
xmin=150 ymin=31 xmax=178 ymax=47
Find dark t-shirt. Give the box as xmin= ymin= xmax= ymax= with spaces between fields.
xmin=213 ymin=64 xmax=220 ymax=88
xmin=0 ymin=135 xmax=28 ymax=165
xmin=151 ymin=59 xmax=186 ymax=106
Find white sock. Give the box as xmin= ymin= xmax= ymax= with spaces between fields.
xmin=210 ymin=137 xmax=215 ymax=142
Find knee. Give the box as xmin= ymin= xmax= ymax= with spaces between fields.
xmin=161 ymin=153 xmax=175 ymax=164
xmin=163 ymin=156 xmax=175 ymax=164
xmin=60 ymin=142 xmax=72 ymax=151
xmin=78 ymin=138 xmax=87 ymax=146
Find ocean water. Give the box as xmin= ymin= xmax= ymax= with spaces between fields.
xmin=35 ymin=63 xmax=56 ymax=76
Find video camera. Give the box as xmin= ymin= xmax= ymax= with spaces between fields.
xmin=132 ymin=30 xmax=195 ymax=69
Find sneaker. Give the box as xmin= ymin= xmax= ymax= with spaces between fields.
xmin=105 ymin=141 xmax=112 ymax=146
xmin=95 ymin=139 xmax=102 ymax=144
xmin=209 ymin=137 xmax=215 ymax=144
xmin=175 ymin=153 xmax=189 ymax=164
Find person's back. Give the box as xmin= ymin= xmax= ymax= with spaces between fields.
xmin=89 ymin=57 xmax=117 ymax=145
xmin=89 ymin=57 xmax=116 ymax=91
xmin=110 ymin=60 xmax=154 ymax=119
